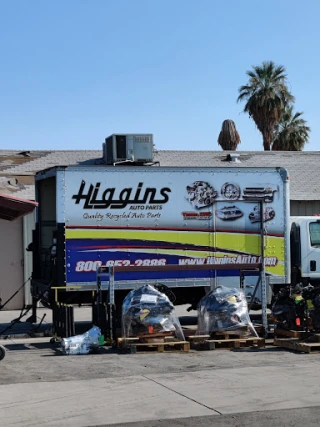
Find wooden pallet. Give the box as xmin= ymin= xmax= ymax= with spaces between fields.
xmin=117 ymin=333 xmax=176 ymax=348
xmin=274 ymin=338 xmax=320 ymax=353
xmin=274 ymin=328 xmax=313 ymax=339
xmin=304 ymin=334 xmax=320 ymax=343
xmin=205 ymin=337 xmax=265 ymax=350
xmin=128 ymin=341 xmax=190 ymax=353
xmin=186 ymin=329 xmax=251 ymax=340
xmin=187 ymin=335 xmax=265 ymax=350
xmin=117 ymin=335 xmax=190 ymax=353
xmin=212 ymin=331 xmax=251 ymax=340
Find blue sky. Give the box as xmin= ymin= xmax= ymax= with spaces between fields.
xmin=0 ymin=0 xmax=319 ymax=152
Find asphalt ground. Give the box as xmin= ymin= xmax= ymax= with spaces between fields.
xmin=0 ymin=306 xmax=317 ymax=427
xmin=1 ymin=335 xmax=320 ymax=426
xmin=102 ymin=407 xmax=320 ymax=427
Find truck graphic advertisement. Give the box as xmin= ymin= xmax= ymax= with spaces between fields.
xmin=61 ymin=167 xmax=289 ymax=287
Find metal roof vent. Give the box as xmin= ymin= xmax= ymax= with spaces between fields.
xmin=226 ymin=153 xmax=241 ymax=163
xmin=17 ymin=151 xmax=31 ymax=157
xmin=8 ymin=178 xmax=19 ymax=187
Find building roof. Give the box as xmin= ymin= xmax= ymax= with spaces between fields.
xmin=0 ymin=193 xmax=38 ymax=221
xmin=0 ymin=149 xmax=317 ymax=201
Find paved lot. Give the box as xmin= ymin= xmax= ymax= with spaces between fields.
xmin=105 ymin=407 xmax=320 ymax=427
xmin=0 ymin=306 xmax=317 ymax=426
xmin=1 ymin=335 xmax=320 ymax=426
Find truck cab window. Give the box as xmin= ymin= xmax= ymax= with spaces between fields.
xmin=309 ymin=222 xmax=320 ymax=246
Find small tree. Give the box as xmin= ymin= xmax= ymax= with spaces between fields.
xmin=272 ymin=106 xmax=310 ymax=151
xmin=218 ymin=119 xmax=241 ymax=150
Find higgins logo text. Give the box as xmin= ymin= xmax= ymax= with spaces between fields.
xmin=72 ymin=181 xmax=171 ymax=209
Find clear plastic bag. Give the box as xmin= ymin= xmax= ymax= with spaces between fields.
xmin=61 ymin=326 xmax=101 ymax=355
xmin=122 ymin=285 xmax=185 ymax=341
xmin=197 ymin=285 xmax=258 ymax=337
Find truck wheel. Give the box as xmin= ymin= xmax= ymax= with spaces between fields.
xmin=0 ymin=345 xmax=6 ymax=361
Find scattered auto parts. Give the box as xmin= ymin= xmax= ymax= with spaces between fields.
xmin=272 ymin=283 xmax=320 ymax=332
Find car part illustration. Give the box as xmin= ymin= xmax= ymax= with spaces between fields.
xmin=221 ymin=183 xmax=241 ymax=200
xmin=215 ymin=205 xmax=243 ymax=221
xmin=249 ymin=206 xmax=275 ymax=223
xmin=185 ymin=181 xmax=217 ymax=209
xmin=243 ymin=186 xmax=276 ymax=203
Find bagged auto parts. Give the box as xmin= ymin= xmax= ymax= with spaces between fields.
xmin=197 ymin=285 xmax=258 ymax=336
xmin=122 ymin=284 xmax=185 ymax=341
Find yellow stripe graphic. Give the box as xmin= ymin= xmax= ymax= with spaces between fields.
xmin=66 ymin=228 xmax=285 ymax=275
xmin=66 ymin=229 xmax=209 ymax=246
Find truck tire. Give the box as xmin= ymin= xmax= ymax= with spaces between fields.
xmin=0 ymin=345 xmax=6 ymax=361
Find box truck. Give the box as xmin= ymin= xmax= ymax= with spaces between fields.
xmin=31 ymin=163 xmax=295 ymax=313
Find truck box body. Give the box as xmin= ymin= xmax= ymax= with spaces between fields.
xmin=33 ymin=165 xmax=290 ymax=299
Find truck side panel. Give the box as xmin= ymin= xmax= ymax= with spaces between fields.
xmin=61 ymin=167 xmax=288 ymax=289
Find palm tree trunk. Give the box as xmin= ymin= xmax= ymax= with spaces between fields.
xmin=263 ymin=133 xmax=272 ymax=151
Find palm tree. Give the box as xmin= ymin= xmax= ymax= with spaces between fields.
xmin=218 ymin=119 xmax=241 ymax=150
xmin=272 ymin=106 xmax=310 ymax=151
xmin=237 ymin=61 xmax=295 ymax=151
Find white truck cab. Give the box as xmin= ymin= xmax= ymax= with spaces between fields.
xmin=290 ymin=216 xmax=320 ymax=286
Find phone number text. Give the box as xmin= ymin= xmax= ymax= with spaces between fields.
xmin=74 ymin=258 xmax=167 ymax=272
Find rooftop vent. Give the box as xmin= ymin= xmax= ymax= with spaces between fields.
xmin=8 ymin=178 xmax=19 ymax=187
xmin=103 ymin=134 xmax=154 ymax=165
xmin=226 ymin=153 xmax=241 ymax=163
xmin=17 ymin=151 xmax=31 ymax=157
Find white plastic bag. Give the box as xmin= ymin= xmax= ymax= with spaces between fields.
xmin=61 ymin=326 xmax=101 ymax=355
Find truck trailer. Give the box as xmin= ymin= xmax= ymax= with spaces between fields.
xmin=30 ymin=163 xmax=294 ymax=316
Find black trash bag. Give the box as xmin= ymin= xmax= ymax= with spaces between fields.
xmin=122 ymin=285 xmax=184 ymax=340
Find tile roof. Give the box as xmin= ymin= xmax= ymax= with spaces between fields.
xmin=0 ymin=149 xmax=316 ymax=201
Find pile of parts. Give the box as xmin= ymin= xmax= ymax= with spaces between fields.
xmin=122 ymin=284 xmax=185 ymax=341
xmin=272 ymin=283 xmax=320 ymax=332
xmin=197 ymin=285 xmax=258 ymax=337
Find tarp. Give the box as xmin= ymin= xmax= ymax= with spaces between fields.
xmin=0 ymin=193 xmax=38 ymax=221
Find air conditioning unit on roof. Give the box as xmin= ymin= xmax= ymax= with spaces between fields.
xmin=103 ymin=134 xmax=154 ymax=165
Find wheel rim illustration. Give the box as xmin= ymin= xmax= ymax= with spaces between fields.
xmin=221 ymin=183 xmax=240 ymax=200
